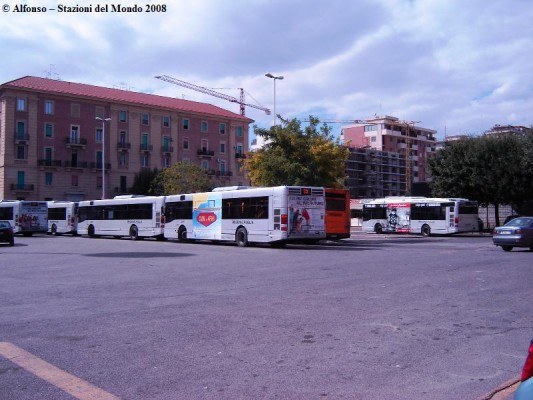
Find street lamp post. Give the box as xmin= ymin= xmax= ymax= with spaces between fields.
xmin=265 ymin=73 xmax=284 ymax=126
xmin=96 ymin=117 xmax=111 ymax=199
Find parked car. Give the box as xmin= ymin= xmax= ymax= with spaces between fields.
xmin=0 ymin=220 xmax=15 ymax=246
xmin=492 ymin=216 xmax=533 ymax=252
xmin=514 ymin=340 xmax=533 ymax=400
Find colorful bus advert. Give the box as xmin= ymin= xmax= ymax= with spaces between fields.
xmin=192 ymin=192 xmax=222 ymax=240
xmin=386 ymin=203 xmax=411 ymax=233
xmin=288 ymin=193 xmax=325 ymax=237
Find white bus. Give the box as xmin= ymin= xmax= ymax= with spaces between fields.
xmin=164 ymin=186 xmax=326 ymax=247
xmin=77 ymin=195 xmax=165 ymax=240
xmin=47 ymin=201 xmax=79 ymax=235
xmin=0 ymin=200 xmax=48 ymax=236
xmin=362 ymin=196 xmax=479 ymax=236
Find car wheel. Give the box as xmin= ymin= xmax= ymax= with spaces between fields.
xmin=9 ymin=239 xmax=14 ymax=246
xmin=130 ymin=225 xmax=139 ymax=240
xmin=51 ymin=224 xmax=58 ymax=236
xmin=502 ymin=245 xmax=513 ymax=252
xmin=375 ymin=224 xmax=383 ymax=234
xmin=88 ymin=225 xmax=96 ymax=238
xmin=236 ymin=227 xmax=249 ymax=247
xmin=421 ymin=224 xmax=431 ymax=237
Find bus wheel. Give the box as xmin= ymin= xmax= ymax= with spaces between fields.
xmin=236 ymin=227 xmax=249 ymax=247
xmin=51 ymin=224 xmax=58 ymax=236
xmin=178 ymin=226 xmax=187 ymax=242
xmin=88 ymin=225 xmax=96 ymax=238
xmin=375 ymin=224 xmax=383 ymax=234
xmin=130 ymin=225 xmax=139 ymax=240
xmin=502 ymin=245 xmax=513 ymax=252
xmin=421 ymin=224 xmax=431 ymax=237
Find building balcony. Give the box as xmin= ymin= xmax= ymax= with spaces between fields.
xmin=117 ymin=142 xmax=131 ymax=152
xmin=162 ymin=146 xmax=174 ymax=154
xmin=140 ymin=144 xmax=153 ymax=152
xmin=15 ymin=133 xmax=30 ymax=144
xmin=215 ymin=170 xmax=233 ymax=177
xmin=10 ymin=183 xmax=34 ymax=192
xmin=235 ymin=153 xmax=246 ymax=159
xmin=198 ymin=149 xmax=215 ymax=157
xmin=64 ymin=161 xmax=88 ymax=169
xmin=64 ymin=137 xmax=87 ymax=148
xmin=38 ymin=159 xmax=62 ymax=169
xmin=90 ymin=162 xmax=112 ymax=171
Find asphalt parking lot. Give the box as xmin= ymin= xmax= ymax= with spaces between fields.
xmin=0 ymin=232 xmax=530 ymax=399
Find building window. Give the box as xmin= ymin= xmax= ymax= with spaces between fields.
xmin=141 ymin=113 xmax=150 ymax=125
xmin=96 ymin=151 xmax=103 ymax=167
xmin=71 ymin=126 xmax=80 ymax=143
xmin=141 ymin=133 xmax=149 ymax=150
xmin=183 ymin=119 xmax=189 ymax=130
xmin=201 ymin=121 xmax=208 ymax=133
xmin=16 ymin=146 xmax=26 ymax=160
xmin=44 ymin=147 xmax=53 ymax=161
xmin=119 ymin=153 xmax=128 ymax=167
xmin=45 ymin=172 xmax=53 ymax=186
xmin=141 ymin=154 xmax=149 ymax=167
xmin=371 ymin=136 xmax=377 ymax=142
xmin=45 ymin=123 xmax=53 ymax=138
xmin=17 ymin=98 xmax=26 ymax=111
xmin=71 ymin=175 xmax=79 ymax=187
xmin=16 ymin=121 xmax=26 ymax=139
xmin=236 ymin=144 xmax=243 ymax=155
xmin=96 ymin=128 xmax=103 ymax=143
xmin=201 ymin=159 xmax=209 ymax=170
xmin=219 ymin=160 xmax=226 ymax=173
xmin=236 ymin=126 xmax=243 ymax=137
xmin=220 ymin=142 xmax=226 ymax=154
xmin=120 ymin=176 xmax=127 ymax=193
xmin=96 ymin=176 xmax=102 ymax=188
xmin=163 ymin=116 xmax=170 ymax=128
xmin=119 ymin=110 xmax=127 ymax=122
xmin=163 ymin=155 xmax=171 ymax=168
xmin=71 ymin=103 xmax=80 ymax=118
xmin=182 ymin=137 xmax=189 ymax=150
xmin=44 ymin=100 xmax=54 ymax=115
xmin=95 ymin=106 xmax=104 ymax=119
xmin=219 ymin=123 xmax=226 ymax=134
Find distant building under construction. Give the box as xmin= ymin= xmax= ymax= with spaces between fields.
xmin=341 ymin=115 xmax=437 ymax=198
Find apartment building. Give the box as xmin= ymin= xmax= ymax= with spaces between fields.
xmin=341 ymin=115 xmax=437 ymax=196
xmin=0 ymin=76 xmax=253 ymax=201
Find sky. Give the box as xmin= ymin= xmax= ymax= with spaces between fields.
xmin=2 ymin=0 xmax=533 ymax=141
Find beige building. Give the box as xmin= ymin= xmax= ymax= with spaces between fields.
xmin=0 ymin=76 xmax=253 ymax=201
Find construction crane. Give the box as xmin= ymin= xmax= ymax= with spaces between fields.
xmin=155 ymin=74 xmax=270 ymax=117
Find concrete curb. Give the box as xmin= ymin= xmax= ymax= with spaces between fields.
xmin=479 ymin=376 xmax=520 ymax=400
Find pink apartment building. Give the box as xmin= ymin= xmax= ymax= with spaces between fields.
xmin=0 ymin=76 xmax=253 ymax=201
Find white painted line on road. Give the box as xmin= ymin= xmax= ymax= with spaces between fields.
xmin=0 ymin=342 xmax=120 ymax=400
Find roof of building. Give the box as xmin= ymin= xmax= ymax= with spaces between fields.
xmin=1 ymin=76 xmax=254 ymax=123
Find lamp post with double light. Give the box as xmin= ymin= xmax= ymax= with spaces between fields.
xmin=95 ymin=117 xmax=111 ymax=199
xmin=265 ymin=73 xmax=283 ymax=126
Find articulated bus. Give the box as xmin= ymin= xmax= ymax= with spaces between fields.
xmin=324 ymin=188 xmax=351 ymax=240
xmin=77 ymin=195 xmax=165 ymax=239
xmin=362 ymin=196 xmax=479 ymax=236
xmin=47 ymin=201 xmax=79 ymax=235
xmin=164 ymin=186 xmax=326 ymax=247
xmin=0 ymin=200 xmax=48 ymax=236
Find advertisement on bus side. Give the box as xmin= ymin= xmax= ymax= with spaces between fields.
xmin=288 ymin=195 xmax=325 ymax=237
xmin=385 ymin=203 xmax=411 ymax=233
xmin=192 ymin=192 xmax=222 ymax=240
xmin=19 ymin=202 xmax=48 ymax=232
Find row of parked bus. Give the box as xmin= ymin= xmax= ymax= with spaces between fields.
xmin=0 ymin=187 xmax=352 ymax=247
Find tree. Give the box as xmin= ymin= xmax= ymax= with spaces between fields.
xmin=150 ymin=161 xmax=214 ymax=195
xmin=428 ymin=134 xmax=533 ymax=225
xmin=129 ymin=168 xmax=160 ymax=195
xmin=245 ymin=116 xmax=349 ymax=187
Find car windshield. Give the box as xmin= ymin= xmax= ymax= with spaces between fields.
xmin=504 ymin=217 xmax=533 ymax=227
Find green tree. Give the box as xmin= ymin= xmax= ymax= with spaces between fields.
xmin=245 ymin=116 xmax=349 ymax=187
xmin=150 ymin=161 xmax=214 ymax=195
xmin=129 ymin=168 xmax=160 ymax=195
xmin=428 ymin=134 xmax=533 ymax=225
